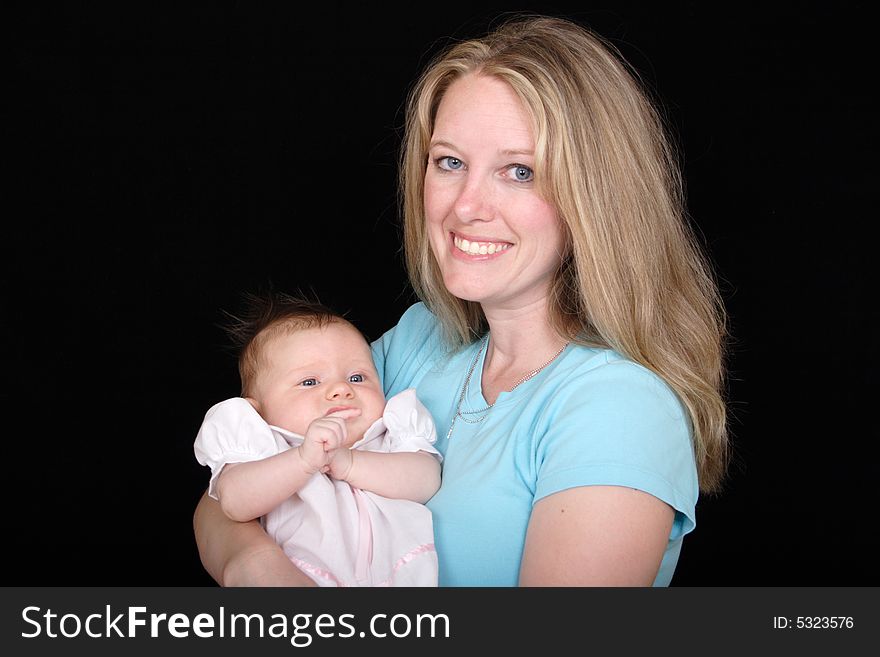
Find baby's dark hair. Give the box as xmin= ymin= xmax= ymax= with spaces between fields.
xmin=222 ymin=291 xmax=354 ymax=397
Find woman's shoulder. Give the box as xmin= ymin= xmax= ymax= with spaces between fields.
xmin=371 ymin=302 xmax=448 ymax=395
xmin=552 ymin=344 xmax=688 ymax=425
xmin=395 ymin=301 xmax=441 ymax=334
xmin=374 ymin=302 xmax=443 ymax=351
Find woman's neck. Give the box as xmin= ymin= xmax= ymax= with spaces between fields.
xmin=480 ymin=299 xmax=567 ymax=403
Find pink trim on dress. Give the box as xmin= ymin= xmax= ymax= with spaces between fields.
xmin=374 ymin=543 xmax=437 ymax=587
xmin=288 ymin=543 xmax=437 ymax=587
xmin=352 ymin=487 xmax=374 ymax=583
xmin=287 ymin=556 xmax=348 ymax=587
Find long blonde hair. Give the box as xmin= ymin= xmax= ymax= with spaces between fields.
xmin=400 ymin=15 xmax=729 ymax=493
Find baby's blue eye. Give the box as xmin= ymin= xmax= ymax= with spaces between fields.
xmin=509 ymin=164 xmax=534 ymax=182
xmin=349 ymin=374 xmax=365 ymax=383
xmin=437 ymin=156 xmax=464 ymax=171
xmin=301 ymin=378 xmax=318 ymax=387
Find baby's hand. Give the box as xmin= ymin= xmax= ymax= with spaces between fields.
xmin=299 ymin=409 xmax=361 ymax=475
xmin=326 ymin=446 xmax=354 ymax=481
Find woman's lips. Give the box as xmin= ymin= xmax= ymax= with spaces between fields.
xmin=451 ymin=232 xmax=513 ymax=257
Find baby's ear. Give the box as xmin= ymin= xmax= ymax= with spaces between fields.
xmin=244 ymin=397 xmax=261 ymax=413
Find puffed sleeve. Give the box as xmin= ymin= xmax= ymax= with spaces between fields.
xmin=355 ymin=389 xmax=442 ymax=461
xmin=193 ymin=397 xmax=287 ymax=498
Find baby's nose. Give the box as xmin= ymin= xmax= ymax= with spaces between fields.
xmin=327 ymin=381 xmax=355 ymax=399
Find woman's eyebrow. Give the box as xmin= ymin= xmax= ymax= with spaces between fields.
xmin=429 ymin=140 xmax=534 ymax=158
xmin=501 ymin=148 xmax=534 ymax=157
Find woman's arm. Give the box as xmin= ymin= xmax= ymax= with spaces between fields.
xmin=332 ymin=450 xmax=441 ymax=504
xmin=193 ymin=491 xmax=316 ymax=587
xmin=518 ymin=485 xmax=673 ymax=586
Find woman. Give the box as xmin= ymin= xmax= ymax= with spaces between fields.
xmin=194 ymin=14 xmax=728 ymax=586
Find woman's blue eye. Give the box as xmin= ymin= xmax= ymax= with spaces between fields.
xmin=349 ymin=374 xmax=365 ymax=383
xmin=437 ymin=156 xmax=464 ymax=171
xmin=509 ymin=164 xmax=534 ymax=182
xmin=301 ymin=378 xmax=318 ymax=387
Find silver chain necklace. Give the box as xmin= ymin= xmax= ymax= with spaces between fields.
xmin=446 ymin=334 xmax=568 ymax=440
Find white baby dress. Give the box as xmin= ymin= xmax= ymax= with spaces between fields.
xmin=194 ymin=388 xmax=440 ymax=586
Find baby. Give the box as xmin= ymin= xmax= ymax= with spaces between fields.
xmin=194 ymin=292 xmax=441 ymax=586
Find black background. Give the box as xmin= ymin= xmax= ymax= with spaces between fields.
xmin=5 ymin=2 xmax=877 ymax=586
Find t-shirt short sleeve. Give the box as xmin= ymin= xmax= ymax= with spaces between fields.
xmin=533 ymin=356 xmax=698 ymax=540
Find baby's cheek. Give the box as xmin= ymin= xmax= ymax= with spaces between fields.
xmin=350 ymin=414 xmax=377 ymax=446
xmin=273 ymin=409 xmax=312 ymax=437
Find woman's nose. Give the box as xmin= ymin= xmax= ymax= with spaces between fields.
xmin=453 ymin=174 xmax=495 ymax=222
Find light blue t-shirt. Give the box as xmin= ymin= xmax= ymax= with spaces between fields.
xmin=371 ymin=302 xmax=698 ymax=586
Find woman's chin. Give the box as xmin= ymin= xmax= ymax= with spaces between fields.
xmin=441 ymin=274 xmax=491 ymax=304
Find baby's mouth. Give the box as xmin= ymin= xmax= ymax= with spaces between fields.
xmin=325 ymin=406 xmax=355 ymax=416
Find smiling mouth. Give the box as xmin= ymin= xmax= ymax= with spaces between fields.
xmin=452 ymin=233 xmax=513 ymax=255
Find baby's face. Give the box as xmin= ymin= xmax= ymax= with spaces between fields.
xmin=252 ymin=321 xmax=387 ymax=445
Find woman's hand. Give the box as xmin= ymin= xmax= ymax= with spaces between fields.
xmin=223 ymin=544 xmax=316 ymax=587
xmin=193 ymin=491 xmax=316 ymax=587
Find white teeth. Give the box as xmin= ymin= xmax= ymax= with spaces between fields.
xmin=453 ymin=235 xmax=511 ymax=255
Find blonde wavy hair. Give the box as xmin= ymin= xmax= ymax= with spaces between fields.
xmin=400 ymin=15 xmax=728 ymax=493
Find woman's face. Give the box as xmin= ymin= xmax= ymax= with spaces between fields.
xmin=424 ymin=74 xmax=565 ymax=314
